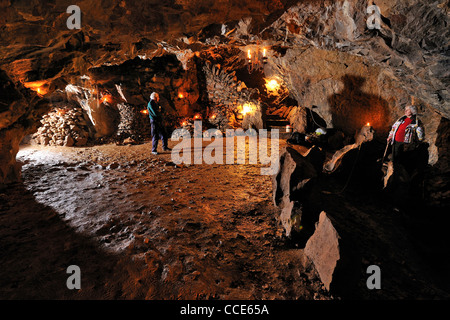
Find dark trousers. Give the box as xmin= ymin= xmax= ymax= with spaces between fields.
xmin=392 ymin=141 xmax=405 ymax=166
xmin=150 ymin=119 xmax=168 ymax=152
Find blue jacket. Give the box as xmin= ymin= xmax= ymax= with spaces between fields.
xmin=147 ymin=99 xmax=163 ymax=122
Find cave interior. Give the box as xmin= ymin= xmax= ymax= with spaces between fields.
xmin=0 ymin=0 xmax=449 ymax=300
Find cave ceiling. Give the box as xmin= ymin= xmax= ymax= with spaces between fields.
xmin=0 ymin=0 xmax=449 ymax=118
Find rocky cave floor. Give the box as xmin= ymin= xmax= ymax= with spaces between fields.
xmin=0 ymin=138 xmax=449 ymax=300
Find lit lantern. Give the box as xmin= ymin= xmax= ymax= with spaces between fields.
xmin=178 ymin=92 xmax=184 ymax=99
xmin=194 ymin=114 xmax=202 ymax=120
xmin=366 ymin=122 xmax=371 ymax=127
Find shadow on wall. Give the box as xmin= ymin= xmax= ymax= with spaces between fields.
xmin=328 ymin=75 xmax=390 ymax=139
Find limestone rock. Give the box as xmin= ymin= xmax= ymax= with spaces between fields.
xmin=304 ymin=211 xmax=341 ymax=291
xmin=63 ymin=135 xmax=74 ymax=147
xmin=272 ymin=147 xmax=317 ymax=237
xmin=324 ymin=125 xmax=374 ymax=173
xmin=242 ymin=104 xmax=265 ymax=130
xmin=287 ymin=106 xmax=308 ymax=134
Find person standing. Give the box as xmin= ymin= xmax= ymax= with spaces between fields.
xmin=387 ymin=105 xmax=424 ymax=165
xmin=386 ymin=105 xmax=426 ymax=208
xmin=147 ymin=92 xmax=170 ymax=155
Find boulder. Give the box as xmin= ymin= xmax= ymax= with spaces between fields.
xmin=303 ymin=211 xmax=360 ymax=296
xmin=63 ymin=135 xmax=74 ymax=147
xmin=272 ymin=147 xmax=317 ymax=237
xmin=242 ymin=104 xmax=265 ymax=130
xmin=287 ymin=106 xmax=308 ymax=134
xmin=323 ymin=125 xmax=374 ymax=173
xmin=304 ymin=211 xmax=340 ymax=291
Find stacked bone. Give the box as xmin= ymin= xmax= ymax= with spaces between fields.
xmin=116 ymin=103 xmax=151 ymax=140
xmin=33 ymin=107 xmax=90 ymax=147
xmin=203 ymin=63 xmax=258 ymax=111
xmin=203 ymin=63 xmax=260 ymax=130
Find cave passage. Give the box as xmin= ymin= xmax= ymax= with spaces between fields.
xmin=1 ymin=0 xmax=449 ymax=302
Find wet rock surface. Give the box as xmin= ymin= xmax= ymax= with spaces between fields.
xmin=0 ymin=140 xmax=330 ymax=299
xmin=274 ymin=135 xmax=450 ymax=299
xmin=1 ymin=138 xmax=449 ymax=299
xmin=0 ymin=0 xmax=449 ymax=301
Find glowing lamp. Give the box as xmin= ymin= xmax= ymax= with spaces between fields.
xmin=242 ymin=103 xmax=253 ymax=116
xmin=194 ymin=114 xmax=202 ymax=120
xmin=101 ymin=95 xmax=112 ymax=104
xmin=265 ymin=79 xmax=280 ymax=92
xmin=178 ymin=93 xmax=184 ymax=99
xmin=247 ymin=49 xmax=252 ymax=60
xmin=24 ymin=81 xmax=47 ymax=96
xmin=366 ymin=122 xmax=371 ymax=127
xmin=140 ymin=109 xmax=149 ymax=115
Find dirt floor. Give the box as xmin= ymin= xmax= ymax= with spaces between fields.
xmin=1 ymin=137 xmax=449 ymax=300
xmin=0 ymin=138 xmax=331 ymax=300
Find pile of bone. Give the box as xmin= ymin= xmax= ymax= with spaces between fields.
xmin=32 ymin=107 xmax=90 ymax=147
xmin=203 ymin=63 xmax=256 ymax=108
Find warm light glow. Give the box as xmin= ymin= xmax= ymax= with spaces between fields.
xmin=182 ymin=121 xmax=188 ymax=126
xmin=178 ymin=93 xmax=184 ymax=99
xmin=194 ymin=114 xmax=202 ymax=120
xmin=101 ymin=95 xmax=112 ymax=104
xmin=247 ymin=49 xmax=252 ymax=60
xmin=286 ymin=124 xmax=292 ymax=133
xmin=242 ymin=103 xmax=253 ymax=116
xmin=263 ymin=48 xmax=266 ymax=57
xmin=366 ymin=122 xmax=371 ymax=127
xmin=210 ymin=114 xmax=216 ymax=120
xmin=264 ymin=78 xmax=281 ymax=93
xmin=23 ymin=80 xmax=47 ymax=96
xmin=140 ymin=109 xmax=149 ymax=115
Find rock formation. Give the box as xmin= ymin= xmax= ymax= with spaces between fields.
xmin=272 ymin=146 xmax=318 ymax=237
xmin=304 ymin=211 xmax=341 ymax=292
xmin=0 ymin=0 xmax=449 ymax=300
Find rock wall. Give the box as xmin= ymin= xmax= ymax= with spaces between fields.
xmin=265 ymin=0 xmax=449 ymax=119
xmin=1 ymin=0 xmax=449 ymax=184
xmin=0 ymin=70 xmax=49 ymax=186
xmin=265 ymin=46 xmax=443 ymax=164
